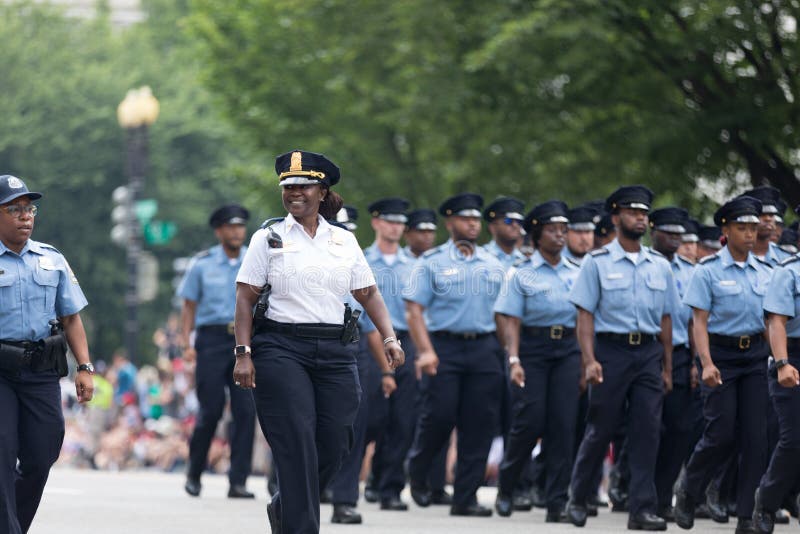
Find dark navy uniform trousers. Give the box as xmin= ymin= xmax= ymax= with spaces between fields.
xmin=252 ymin=331 xmax=361 ymax=534
xmin=654 ymin=345 xmax=703 ymax=509
xmin=498 ymin=333 xmax=580 ymax=513
xmin=570 ymin=336 xmax=664 ymax=516
xmin=683 ymin=340 xmax=769 ymax=519
xmin=0 ymin=369 xmax=63 ymax=534
xmin=328 ymin=331 xmax=371 ymax=506
xmin=758 ymin=353 xmax=800 ymax=511
xmin=188 ymin=328 xmax=256 ymax=487
xmin=408 ymin=334 xmax=504 ymax=507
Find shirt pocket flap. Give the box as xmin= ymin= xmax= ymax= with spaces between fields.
xmin=33 ymin=269 xmax=60 ymax=287
xmin=0 ymin=273 xmax=14 ymax=287
xmin=711 ymin=281 xmax=742 ymax=296
xmin=600 ymin=274 xmax=632 ymax=290
xmin=645 ymin=277 xmax=667 ymax=291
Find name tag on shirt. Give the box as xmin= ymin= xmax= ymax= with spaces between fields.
xmin=606 ymin=273 xmax=623 ymax=280
xmin=719 ymin=280 xmax=736 ymax=286
xmin=441 ymin=268 xmax=459 ymax=276
xmin=39 ymin=257 xmax=56 ymax=270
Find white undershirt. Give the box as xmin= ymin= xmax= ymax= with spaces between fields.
xmin=625 ymin=252 xmax=639 ymax=264
xmin=383 ymin=253 xmax=398 ymax=266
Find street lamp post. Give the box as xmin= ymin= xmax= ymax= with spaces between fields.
xmin=117 ymin=87 xmax=159 ymax=364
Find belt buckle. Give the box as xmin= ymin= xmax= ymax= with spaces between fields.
xmin=464 ymin=332 xmax=477 ymax=340
xmin=628 ymin=332 xmax=642 ymax=346
xmin=550 ymin=326 xmax=564 ymax=340
xmin=227 ymin=322 xmax=235 ymax=336
xmin=738 ymin=336 xmax=751 ymax=350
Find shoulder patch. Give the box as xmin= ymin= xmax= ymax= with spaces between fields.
xmin=755 ymin=256 xmax=773 ymax=269
xmin=422 ymin=244 xmax=445 ymax=258
xmin=677 ymin=254 xmax=694 ymax=265
xmin=565 ymin=257 xmax=581 ymax=268
xmin=589 ymin=248 xmax=610 ymax=257
xmin=327 ymin=220 xmax=349 ymax=231
xmin=779 ymin=254 xmax=800 ymax=267
xmin=260 ymin=217 xmax=285 ymax=229
xmin=699 ymin=254 xmax=720 ymax=264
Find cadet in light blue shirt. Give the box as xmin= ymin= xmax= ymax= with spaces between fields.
xmin=741 ymin=185 xmax=792 ymax=266
xmin=673 ymin=196 xmax=773 ymax=531
xmin=482 ymin=197 xmax=526 ymax=270
xmin=177 ymin=242 xmax=245 ymax=328
xmin=764 ymin=256 xmax=800 ymax=338
xmin=562 ymin=204 xmax=600 ymax=267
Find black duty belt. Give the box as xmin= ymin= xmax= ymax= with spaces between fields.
xmin=394 ymin=330 xmax=409 ymax=338
xmin=709 ymin=332 xmax=764 ymax=351
xmin=432 ymin=331 xmax=494 ymax=341
xmin=197 ymin=323 xmax=235 ymax=336
xmin=0 ymin=340 xmax=39 ymax=370
xmin=261 ymin=319 xmax=344 ymax=339
xmin=522 ymin=325 xmax=575 ymax=340
xmin=597 ymin=332 xmax=657 ymax=346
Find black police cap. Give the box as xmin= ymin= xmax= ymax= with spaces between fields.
xmin=713 ymin=196 xmax=762 ymax=227
xmin=775 ymin=199 xmax=787 ymax=223
xmin=524 ymin=200 xmax=569 ymax=234
xmin=595 ymin=213 xmax=615 ymax=237
xmin=0 ymin=175 xmax=42 ymax=205
xmin=682 ymin=218 xmax=700 ymax=243
xmin=741 ymin=185 xmax=781 ymax=215
xmin=335 ymin=205 xmax=358 ymax=231
xmin=439 ymin=193 xmax=483 ymax=218
xmin=649 ymin=207 xmax=689 ymax=234
xmin=275 ymin=150 xmax=340 ymax=187
xmin=779 ymin=228 xmax=798 ymax=252
xmin=406 ymin=208 xmax=437 ymax=231
xmin=209 ymin=203 xmax=249 ymax=228
xmin=483 ymin=196 xmax=525 ymax=222
xmin=567 ymin=205 xmax=599 ymax=231
xmin=367 ymin=197 xmax=410 ymax=224
xmin=698 ymin=224 xmax=723 ymax=249
xmin=605 ymin=185 xmax=654 ymax=213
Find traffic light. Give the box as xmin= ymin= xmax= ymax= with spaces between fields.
xmin=110 ymin=188 xmax=177 ymax=246
xmin=110 ymin=186 xmax=131 ymax=247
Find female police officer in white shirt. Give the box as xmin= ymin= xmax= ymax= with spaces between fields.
xmin=233 ymin=150 xmax=403 ymax=534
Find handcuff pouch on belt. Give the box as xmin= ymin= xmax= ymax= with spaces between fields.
xmin=0 ymin=320 xmax=68 ymax=376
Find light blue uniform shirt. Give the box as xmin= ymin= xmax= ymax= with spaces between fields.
xmin=483 ymin=240 xmax=525 ymax=271
xmin=178 ymin=244 xmax=246 ymax=327
xmin=404 ymin=239 xmax=505 ymax=333
xmin=759 ymin=241 xmax=792 ymax=267
xmin=763 ymin=254 xmax=800 ymax=338
xmin=569 ymin=239 xmax=677 ymax=335
xmin=562 ymin=247 xmax=586 ymax=266
xmin=0 ymin=239 xmax=87 ymax=341
xmin=670 ymin=254 xmax=695 ymax=347
xmin=683 ymin=246 xmax=772 ymax=336
xmin=364 ymin=243 xmax=414 ymax=331
xmin=494 ymin=250 xmax=580 ymax=327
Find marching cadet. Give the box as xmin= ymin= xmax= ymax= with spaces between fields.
xmin=674 ymin=196 xmax=773 ymax=534
xmin=677 ymin=218 xmax=700 ymax=263
xmin=566 ymin=185 xmax=677 ymax=531
xmin=563 ymin=204 xmax=600 ymax=266
xmin=594 ymin=212 xmax=616 ymax=248
xmin=493 ymin=201 xmax=581 ymax=523
xmin=405 ymin=193 xmax=506 ymax=517
xmin=403 ymin=209 xmax=438 ymax=258
xmin=742 ymin=186 xmax=792 ymax=266
xmin=648 ymin=207 xmax=702 ymax=521
xmin=753 ymin=220 xmax=800 ymax=534
xmin=178 ymin=203 xmax=256 ymax=499
xmin=697 ymin=224 xmax=723 ymax=260
xmin=482 ymin=197 xmax=526 ymax=269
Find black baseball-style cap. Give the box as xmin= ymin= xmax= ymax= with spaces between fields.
xmin=0 ymin=175 xmax=42 ymax=205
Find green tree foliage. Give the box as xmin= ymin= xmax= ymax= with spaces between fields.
xmin=0 ymin=1 xmax=254 ymax=362
xmin=188 ymin=0 xmax=800 ymax=226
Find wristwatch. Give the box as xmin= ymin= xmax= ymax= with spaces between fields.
xmin=774 ymin=358 xmax=790 ymax=370
xmin=77 ymin=363 xmax=95 ymax=375
xmin=234 ymin=345 xmax=251 ymax=356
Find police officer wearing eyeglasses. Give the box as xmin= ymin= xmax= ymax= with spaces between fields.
xmin=674 ymin=196 xmax=773 ymax=534
xmin=233 ymin=150 xmax=403 ymax=534
xmin=177 ymin=204 xmax=256 ymax=499
xmin=566 ymin=185 xmax=677 ymax=531
xmin=405 ymin=193 xmax=506 ymax=517
xmin=493 ymin=200 xmax=581 ymax=523
xmin=483 ymin=197 xmax=526 ymax=270
xmin=0 ymin=175 xmax=94 ymax=534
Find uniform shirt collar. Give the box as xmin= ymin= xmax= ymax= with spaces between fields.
xmin=365 ymin=242 xmax=410 ymax=263
xmin=211 ymin=243 xmax=245 ymax=264
xmin=607 ymin=238 xmax=653 ymax=264
xmin=719 ymin=245 xmax=758 ymax=270
xmin=487 ymin=240 xmax=524 ymax=260
xmin=0 ymin=239 xmax=41 ymax=256
xmin=444 ymin=239 xmax=484 ymax=261
xmin=284 ymin=213 xmax=330 ymax=237
xmin=530 ymin=249 xmax=567 ymax=270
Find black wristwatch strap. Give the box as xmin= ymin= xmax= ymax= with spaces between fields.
xmin=775 ymin=358 xmax=790 ymax=369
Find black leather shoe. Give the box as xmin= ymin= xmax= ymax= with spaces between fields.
xmin=495 ymin=493 xmax=513 ymax=517
xmin=546 ymin=508 xmax=569 ymax=523
xmin=430 ymin=489 xmax=453 ymax=506
xmin=531 ymin=485 xmax=546 ymax=508
xmin=588 ymin=494 xmax=608 ymax=508
xmin=320 ymin=487 xmax=333 ymax=503
xmin=695 ymin=503 xmax=711 ymax=519
xmin=410 ymin=485 xmax=431 ymax=507
xmin=658 ymin=505 xmax=675 ymax=522
xmin=566 ymin=500 xmax=588 ymax=527
xmin=753 ymin=488 xmax=775 ymax=534
xmin=673 ymin=476 xmax=696 ymax=530
xmin=184 ymin=477 xmax=201 ymax=497
xmin=267 ymin=502 xmax=281 ymax=534
xmin=331 ymin=504 xmax=363 ymax=524
xmin=380 ymin=496 xmax=408 ymax=511
xmin=450 ymin=503 xmax=493 ymax=517
xmin=227 ymin=484 xmax=255 ymax=499
xmin=628 ymin=512 xmax=667 ymax=531
xmin=735 ymin=517 xmax=756 ymax=533
xmin=513 ymin=491 xmax=533 ymax=511
xmin=705 ymin=484 xmax=729 ymax=524
xmin=364 ymin=485 xmax=379 ymax=503
xmin=774 ymin=509 xmax=789 ymax=524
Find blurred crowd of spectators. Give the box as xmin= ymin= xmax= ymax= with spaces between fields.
xmin=56 ymin=314 xmax=270 ymax=475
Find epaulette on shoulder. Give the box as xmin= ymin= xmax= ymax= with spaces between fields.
xmin=755 ymin=256 xmax=773 ymax=268
xmin=512 ymin=257 xmax=529 ymax=268
xmin=327 ymin=220 xmax=349 ymax=231
xmin=192 ymin=248 xmax=211 ymax=259
xmin=39 ymin=243 xmax=63 ymax=255
xmin=565 ymin=257 xmax=581 ymax=268
xmin=677 ymin=254 xmax=694 ymax=265
xmin=779 ymin=254 xmax=800 ymax=267
xmin=649 ymin=248 xmax=665 ymax=258
xmin=589 ymin=247 xmax=610 ymax=257
xmin=699 ymin=254 xmax=720 ymax=264
xmin=259 ymin=217 xmax=285 ymax=229
xmin=422 ymin=244 xmax=445 ymax=258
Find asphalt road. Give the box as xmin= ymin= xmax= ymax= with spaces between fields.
xmin=31 ymin=469 xmax=796 ymax=533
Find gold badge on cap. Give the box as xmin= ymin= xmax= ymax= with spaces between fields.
xmin=290 ymin=151 xmax=303 ymax=172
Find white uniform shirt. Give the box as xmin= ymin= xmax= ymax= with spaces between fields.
xmin=237 ymin=214 xmax=376 ymax=324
